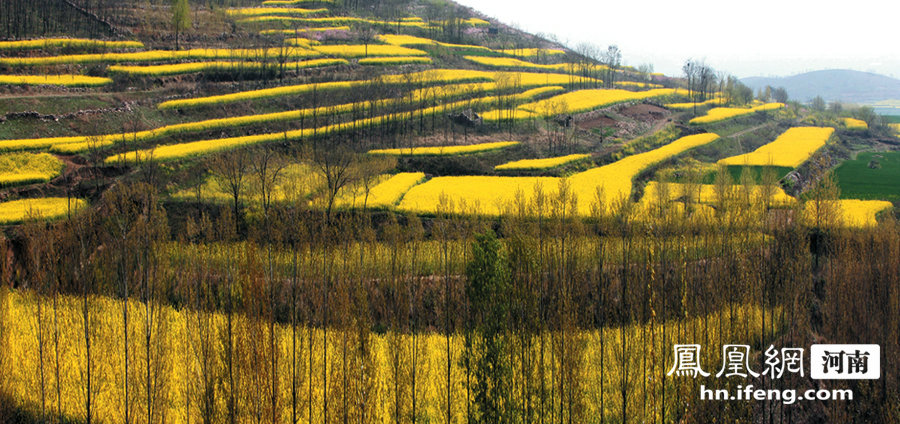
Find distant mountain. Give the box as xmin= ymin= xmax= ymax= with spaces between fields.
xmin=741 ymin=69 xmax=900 ymax=104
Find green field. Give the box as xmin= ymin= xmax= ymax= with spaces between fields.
xmin=835 ymin=151 xmax=900 ymax=201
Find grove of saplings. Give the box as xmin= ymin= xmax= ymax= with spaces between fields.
xmin=0 ymin=167 xmax=897 ymax=423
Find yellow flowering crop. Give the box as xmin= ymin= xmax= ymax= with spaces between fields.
xmin=665 ymin=97 xmax=724 ymax=109
xmin=358 ymin=56 xmax=432 ymax=65
xmin=0 ymin=38 xmax=143 ymax=50
xmin=689 ymin=102 xmax=784 ymax=124
xmin=310 ymin=44 xmax=427 ymax=58
xmin=397 ymin=133 xmax=718 ymax=216
xmin=224 ymin=7 xmax=327 ymax=17
xmin=494 ymin=153 xmax=590 ymax=170
xmin=107 ymin=88 xmax=553 ymax=162
xmin=7 ymin=82 xmax=496 ymax=153
xmin=369 ymin=141 xmax=518 ymax=156
xmin=241 ymin=16 xmax=431 ymax=27
xmin=843 ymin=117 xmax=868 ymax=130
xmin=497 ymin=48 xmax=566 ymax=57
xmin=718 ymin=126 xmax=834 ymax=168
xmin=157 ymin=69 xmax=577 ymax=109
xmin=283 ymin=37 xmax=322 ymax=47
xmin=157 ymin=79 xmax=357 ymax=109
xmin=638 ymin=181 xmax=795 ymax=210
xmin=0 ymin=74 xmax=112 ymax=87
xmin=568 ymin=133 xmax=720 ymax=213
xmin=260 ymin=26 xmax=350 ymax=35
xmin=616 ymin=81 xmax=663 ymax=89
xmin=108 ymin=58 xmax=346 ymax=76
xmin=377 ymin=34 xmax=493 ymax=52
xmin=0 ymin=47 xmax=321 ymax=66
xmin=0 ymin=197 xmax=87 ymax=224
xmin=463 ymin=55 xmax=564 ymax=71
xmin=398 ymin=176 xmax=558 ymax=215
xmin=804 ymin=199 xmax=893 ymax=228
xmin=517 ymin=88 xmax=677 ymax=116
xmin=889 ymin=123 xmax=900 ymax=133
xmin=336 ymin=172 xmax=426 ymax=208
xmin=0 ymin=153 xmax=65 ymax=187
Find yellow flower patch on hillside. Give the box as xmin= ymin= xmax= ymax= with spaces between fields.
xmin=0 ymin=74 xmax=111 ymax=87
xmin=689 ymin=103 xmax=784 ymax=124
xmin=0 ymin=197 xmax=87 ymax=224
xmin=495 ymin=153 xmax=590 ymax=170
xmin=369 ymin=141 xmax=518 ymax=156
xmin=0 ymin=38 xmax=143 ymax=50
xmin=718 ymin=127 xmax=834 ymax=168
xmin=310 ymin=44 xmax=427 ymax=58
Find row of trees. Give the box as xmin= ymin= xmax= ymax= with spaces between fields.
xmin=0 ymin=158 xmax=897 ymax=422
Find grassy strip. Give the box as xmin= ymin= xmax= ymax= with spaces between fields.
xmin=835 ymin=151 xmax=900 ymax=201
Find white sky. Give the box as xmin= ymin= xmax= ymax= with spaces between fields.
xmin=454 ymin=0 xmax=900 ymax=79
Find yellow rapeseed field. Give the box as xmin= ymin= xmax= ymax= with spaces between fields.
xmin=638 ymin=181 xmax=795 ymax=210
xmin=804 ymin=199 xmax=893 ymax=228
xmin=665 ymin=98 xmax=725 ymax=109
xmin=718 ymin=126 xmax=834 ymax=168
xmin=260 ymin=26 xmax=350 ymax=35
xmin=0 ymin=152 xmax=65 ymax=187
xmin=516 ymin=88 xmax=677 ymax=116
xmin=224 ymin=7 xmax=327 ymax=16
xmin=0 ymin=47 xmax=321 ymax=66
xmin=0 ymin=197 xmax=86 ymax=224
xmin=157 ymin=68 xmax=586 ymax=109
xmin=377 ymin=34 xmax=493 ymax=51
xmin=369 ymin=141 xmax=518 ymax=156
xmin=568 ymin=133 xmax=720 ymax=213
xmin=397 ymin=133 xmax=719 ymax=216
xmin=107 ymin=89 xmax=553 ymax=162
xmin=108 ymin=58 xmax=346 ymax=76
xmin=463 ymin=55 xmax=564 ymax=71
xmin=335 ymin=172 xmax=426 ymax=208
xmin=6 ymin=82 xmax=499 ymax=153
xmin=843 ymin=117 xmax=868 ymax=130
xmin=240 ymin=16 xmax=432 ymax=28
xmin=689 ymin=102 xmax=784 ymax=124
xmin=0 ymin=38 xmax=143 ymax=50
xmin=494 ymin=153 xmax=591 ymax=170
xmin=497 ymin=48 xmax=566 ymax=57
xmin=615 ymin=81 xmax=663 ymax=89
xmin=358 ymin=56 xmax=432 ymax=65
xmin=0 ymin=290 xmax=772 ymax=424
xmin=310 ymin=44 xmax=427 ymax=58
xmin=398 ymin=176 xmax=559 ymax=215
xmin=0 ymin=74 xmax=112 ymax=87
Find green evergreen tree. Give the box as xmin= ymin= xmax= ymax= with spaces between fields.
xmin=465 ymin=231 xmax=512 ymax=423
xmin=172 ymin=0 xmax=191 ymax=50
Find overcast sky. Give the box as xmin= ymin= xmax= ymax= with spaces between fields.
xmin=454 ymin=0 xmax=900 ymax=79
